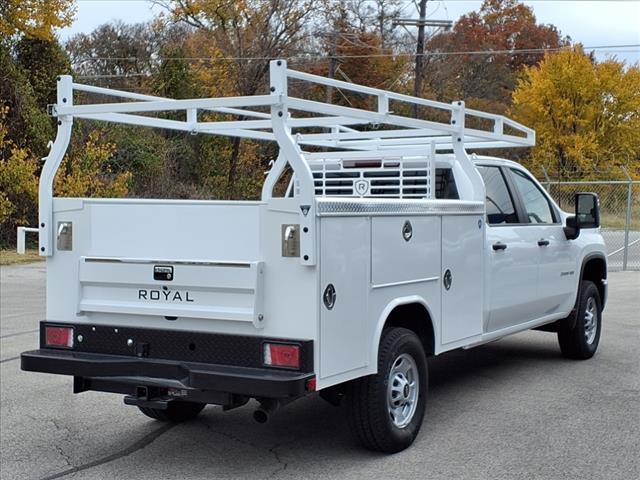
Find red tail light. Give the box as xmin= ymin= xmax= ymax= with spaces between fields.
xmin=45 ymin=326 xmax=74 ymax=348
xmin=263 ymin=343 xmax=300 ymax=369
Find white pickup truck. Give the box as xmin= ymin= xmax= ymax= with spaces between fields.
xmin=22 ymin=61 xmax=607 ymax=453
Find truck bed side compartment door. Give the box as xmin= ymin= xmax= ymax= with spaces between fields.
xmin=319 ymin=217 xmax=369 ymax=379
xmin=441 ymin=215 xmax=483 ymax=344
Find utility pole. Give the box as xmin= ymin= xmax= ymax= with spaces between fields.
xmin=319 ymin=30 xmax=363 ymax=104
xmin=327 ymin=31 xmax=338 ymax=104
xmin=414 ymin=0 xmax=428 ymax=111
xmin=317 ymin=30 xmax=340 ymax=104
xmin=394 ymin=3 xmax=452 ymax=117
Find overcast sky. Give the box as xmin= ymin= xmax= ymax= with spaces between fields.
xmin=58 ymin=0 xmax=640 ymax=64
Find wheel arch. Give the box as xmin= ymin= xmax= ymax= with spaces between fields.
xmin=371 ymin=297 xmax=436 ymax=369
xmin=580 ymin=252 xmax=607 ymax=309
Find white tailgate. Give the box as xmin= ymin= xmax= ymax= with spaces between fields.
xmin=47 ymin=198 xmax=268 ymax=331
xmin=78 ymin=258 xmax=264 ymax=327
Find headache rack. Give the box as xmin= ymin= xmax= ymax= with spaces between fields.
xmin=39 ymin=59 xmax=535 ymax=263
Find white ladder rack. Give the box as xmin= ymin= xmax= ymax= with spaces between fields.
xmin=38 ymin=59 xmax=534 ymax=263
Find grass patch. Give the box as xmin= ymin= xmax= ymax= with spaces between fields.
xmin=0 ymin=249 xmax=44 ymax=266
xmin=600 ymin=213 xmax=640 ymax=230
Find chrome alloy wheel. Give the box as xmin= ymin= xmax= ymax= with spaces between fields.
xmin=387 ymin=353 xmax=419 ymax=428
xmin=584 ymin=297 xmax=598 ymax=345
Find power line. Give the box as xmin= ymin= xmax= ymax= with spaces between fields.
xmin=70 ymin=44 xmax=640 ymax=65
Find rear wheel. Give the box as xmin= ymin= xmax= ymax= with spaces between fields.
xmin=138 ymin=401 xmax=206 ymax=422
xmin=557 ymin=280 xmax=602 ymax=359
xmin=346 ymin=327 xmax=428 ymax=453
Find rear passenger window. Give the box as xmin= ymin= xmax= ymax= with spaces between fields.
xmin=477 ymin=166 xmax=518 ymax=225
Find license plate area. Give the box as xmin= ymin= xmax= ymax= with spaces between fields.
xmin=153 ymin=265 xmax=174 ymax=281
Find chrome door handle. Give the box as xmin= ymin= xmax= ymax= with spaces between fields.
xmin=284 ymin=225 xmax=296 ymax=240
xmin=537 ymin=239 xmax=550 ymax=247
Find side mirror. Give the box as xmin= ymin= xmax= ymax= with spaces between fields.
xmin=564 ymin=192 xmax=600 ymax=241
xmin=576 ymin=192 xmax=600 ymax=229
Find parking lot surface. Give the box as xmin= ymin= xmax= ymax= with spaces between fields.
xmin=1 ymin=263 xmax=639 ymax=480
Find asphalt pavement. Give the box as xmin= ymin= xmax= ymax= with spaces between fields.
xmin=1 ymin=263 xmax=639 ymax=480
xmin=602 ymin=230 xmax=640 ymax=271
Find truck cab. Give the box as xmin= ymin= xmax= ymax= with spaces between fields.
xmin=474 ymin=157 xmax=606 ymax=336
xmin=21 ymin=61 xmax=607 ymax=454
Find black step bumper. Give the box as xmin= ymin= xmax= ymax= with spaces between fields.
xmin=21 ymin=349 xmax=314 ymax=399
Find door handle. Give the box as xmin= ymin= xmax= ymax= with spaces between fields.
xmin=537 ymin=239 xmax=550 ymax=247
xmin=492 ymin=242 xmax=507 ymax=251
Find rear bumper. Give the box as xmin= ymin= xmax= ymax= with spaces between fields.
xmin=21 ymin=349 xmax=314 ymax=399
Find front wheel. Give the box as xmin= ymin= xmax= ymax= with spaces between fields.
xmin=557 ymin=280 xmax=602 ymax=359
xmin=346 ymin=327 xmax=428 ymax=453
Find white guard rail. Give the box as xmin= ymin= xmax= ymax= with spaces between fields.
xmin=17 ymin=227 xmax=39 ymax=254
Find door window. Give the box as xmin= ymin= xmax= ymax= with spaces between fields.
xmin=477 ymin=166 xmax=518 ymax=225
xmin=510 ymin=168 xmax=555 ymax=224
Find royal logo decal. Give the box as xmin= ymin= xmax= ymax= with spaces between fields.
xmin=138 ymin=289 xmax=194 ymax=302
xmin=354 ymin=179 xmax=370 ymax=196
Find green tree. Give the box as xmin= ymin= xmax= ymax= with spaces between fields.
xmin=15 ymin=37 xmax=71 ymax=110
xmin=0 ymin=42 xmax=53 ymax=156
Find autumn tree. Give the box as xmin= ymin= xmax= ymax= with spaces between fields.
xmin=0 ymin=107 xmax=40 ymax=245
xmin=66 ymin=20 xmax=192 ymax=87
xmin=423 ymin=0 xmax=565 ymax=109
xmin=318 ymin=0 xmax=405 ymax=49
xmin=512 ymin=47 xmax=640 ymax=179
xmin=0 ymin=0 xmax=75 ymax=40
xmin=304 ymin=1 xmax=409 ymax=102
xmin=54 ymin=130 xmax=132 ymax=197
xmin=162 ymin=0 xmax=314 ymax=198
xmin=0 ymin=0 xmax=76 ymax=246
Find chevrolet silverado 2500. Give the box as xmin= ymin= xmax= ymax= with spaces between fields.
xmin=21 ymin=61 xmax=607 ymax=453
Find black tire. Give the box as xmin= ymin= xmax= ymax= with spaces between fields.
xmin=346 ymin=327 xmax=428 ymax=453
xmin=138 ymin=401 xmax=206 ymax=422
xmin=557 ymin=280 xmax=602 ymax=359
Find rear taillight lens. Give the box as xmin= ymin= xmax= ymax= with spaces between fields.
xmin=263 ymin=343 xmax=300 ymax=369
xmin=45 ymin=326 xmax=74 ymax=348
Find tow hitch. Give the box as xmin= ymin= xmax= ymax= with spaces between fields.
xmin=124 ymin=386 xmax=174 ymax=410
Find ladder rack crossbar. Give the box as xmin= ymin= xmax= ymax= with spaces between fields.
xmin=52 ymin=60 xmax=535 ymax=153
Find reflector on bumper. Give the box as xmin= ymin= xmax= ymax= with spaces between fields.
xmin=45 ymin=326 xmax=74 ymax=348
xmin=263 ymin=343 xmax=300 ymax=369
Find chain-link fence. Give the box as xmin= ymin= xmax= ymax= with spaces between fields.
xmin=541 ymin=177 xmax=640 ymax=271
